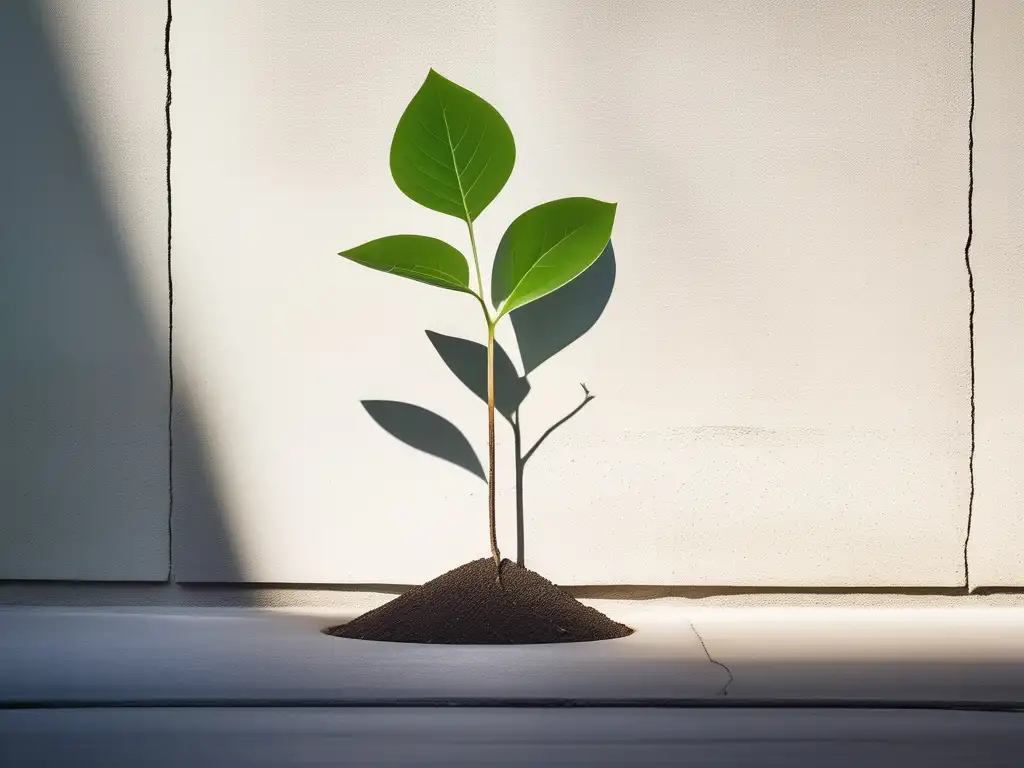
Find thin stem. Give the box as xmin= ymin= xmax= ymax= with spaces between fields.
xmin=487 ymin=322 xmax=502 ymax=583
xmin=466 ymin=220 xmax=488 ymax=316
xmin=459 ymin=204 xmax=496 ymax=579
xmin=470 ymin=291 xmax=491 ymax=325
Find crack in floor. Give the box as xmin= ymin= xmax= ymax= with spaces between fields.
xmin=688 ymin=620 xmax=734 ymax=696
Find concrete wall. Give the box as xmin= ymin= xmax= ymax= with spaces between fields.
xmin=0 ymin=1 xmax=169 ymax=579
xmin=1 ymin=0 xmax=1019 ymax=590
xmin=970 ymin=0 xmax=1024 ymax=588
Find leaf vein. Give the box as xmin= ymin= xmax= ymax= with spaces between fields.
xmin=453 ymin=114 xmax=473 ymax=151
xmin=461 ymin=124 xmax=489 ymax=176
xmin=463 ymin=154 xmax=494 ymax=197
xmin=411 ymin=141 xmax=456 ymax=171
xmin=440 ymin=105 xmax=472 ymax=222
xmin=405 ymin=180 xmax=462 ymax=208
xmin=504 ymin=223 xmax=588 ymax=306
xmin=416 ymin=118 xmax=449 ymax=146
xmin=408 ymin=159 xmax=461 ymax=192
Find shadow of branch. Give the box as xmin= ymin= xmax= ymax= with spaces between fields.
xmin=522 ymin=383 xmax=595 ymax=465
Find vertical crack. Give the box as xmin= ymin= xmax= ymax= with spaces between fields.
xmin=962 ymin=0 xmax=976 ymax=592
xmin=165 ymin=0 xmax=174 ymax=581
xmin=688 ymin=620 xmax=733 ymax=696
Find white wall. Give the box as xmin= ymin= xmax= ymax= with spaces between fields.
xmin=971 ymin=0 xmax=1024 ymax=588
xmin=0 ymin=1 xmax=168 ymax=579
xmin=171 ymin=0 xmax=973 ymax=586
xmin=1 ymin=0 xmax=1019 ymax=589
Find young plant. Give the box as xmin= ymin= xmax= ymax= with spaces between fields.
xmin=339 ymin=70 xmax=615 ymax=580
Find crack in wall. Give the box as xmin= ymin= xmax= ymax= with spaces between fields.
xmin=165 ymin=0 xmax=174 ymax=582
xmin=688 ymin=621 xmax=734 ymax=696
xmin=962 ymin=0 xmax=976 ymax=592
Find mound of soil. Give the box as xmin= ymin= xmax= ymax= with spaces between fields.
xmin=327 ymin=558 xmax=633 ymax=644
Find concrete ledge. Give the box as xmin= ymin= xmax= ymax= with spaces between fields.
xmin=2 ymin=605 xmax=1023 ymax=706
xmin=0 ymin=605 xmax=722 ymax=704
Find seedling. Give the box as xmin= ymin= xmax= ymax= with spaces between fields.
xmin=339 ymin=70 xmax=615 ymax=580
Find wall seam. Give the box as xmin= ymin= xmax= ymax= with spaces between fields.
xmin=962 ymin=0 xmax=976 ymax=591
xmin=165 ymin=0 xmax=175 ymax=582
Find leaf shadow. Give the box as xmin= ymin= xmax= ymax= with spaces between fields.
xmin=361 ymin=400 xmax=485 ymax=482
xmin=509 ymin=240 xmax=616 ymax=376
xmin=424 ymin=331 xmax=529 ymax=422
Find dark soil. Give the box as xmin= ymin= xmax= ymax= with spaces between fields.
xmin=326 ymin=558 xmax=633 ymax=644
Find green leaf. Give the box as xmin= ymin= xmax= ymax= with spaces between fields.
xmin=389 ymin=69 xmax=515 ymax=222
xmin=510 ymin=241 xmax=616 ymax=375
xmin=491 ymin=197 xmax=616 ymax=318
xmin=339 ymin=234 xmax=473 ymax=294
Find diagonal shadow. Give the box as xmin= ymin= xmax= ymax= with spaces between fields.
xmin=0 ymin=1 xmax=241 ymax=588
xmin=362 ymin=243 xmax=616 ymax=567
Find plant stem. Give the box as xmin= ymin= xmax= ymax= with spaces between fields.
xmin=465 ymin=217 xmax=499 ymax=581
xmin=487 ymin=321 xmax=502 ymax=584
xmin=466 ymin=220 xmax=487 ymax=315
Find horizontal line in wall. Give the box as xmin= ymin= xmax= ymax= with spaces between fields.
xmin=2 ymin=580 xmax=1022 ymax=596
xmin=2 ymin=581 xmax=1024 ymax=610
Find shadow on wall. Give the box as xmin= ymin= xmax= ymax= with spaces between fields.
xmin=362 ymin=242 xmax=616 ymax=567
xmin=0 ymin=1 xmax=239 ymax=585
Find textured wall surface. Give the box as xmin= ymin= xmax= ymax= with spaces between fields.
xmin=2 ymin=1 xmax=1014 ymax=590
xmin=171 ymin=0 xmax=975 ymax=585
xmin=970 ymin=0 xmax=1024 ymax=588
xmin=0 ymin=1 xmax=169 ymax=579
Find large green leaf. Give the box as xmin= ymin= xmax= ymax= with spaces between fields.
xmin=389 ymin=69 xmax=515 ymax=222
xmin=339 ymin=234 xmax=473 ymax=293
xmin=491 ymin=197 xmax=616 ymax=318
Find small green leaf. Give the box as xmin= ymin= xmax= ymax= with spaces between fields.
xmin=491 ymin=197 xmax=616 ymax=318
xmin=339 ymin=234 xmax=473 ymax=294
xmin=390 ymin=69 xmax=515 ymax=222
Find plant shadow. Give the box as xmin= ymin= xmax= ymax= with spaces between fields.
xmin=359 ymin=242 xmax=616 ymax=567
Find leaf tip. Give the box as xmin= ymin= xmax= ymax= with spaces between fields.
xmin=598 ymin=199 xmax=618 ymax=225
